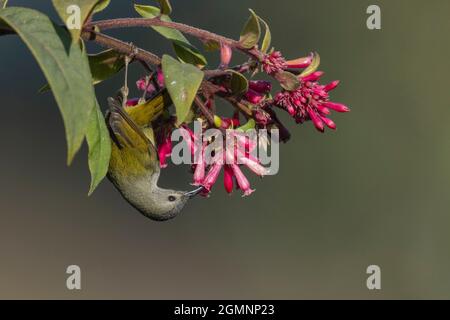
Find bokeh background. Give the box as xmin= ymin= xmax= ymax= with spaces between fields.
xmin=0 ymin=0 xmax=449 ymax=299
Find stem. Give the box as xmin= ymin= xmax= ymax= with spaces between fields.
xmin=86 ymin=18 xmax=264 ymax=61
xmin=224 ymin=97 xmax=253 ymax=118
xmin=81 ymin=30 xmax=256 ymax=126
xmin=194 ymin=96 xmax=215 ymax=125
xmin=81 ymin=31 xmax=162 ymax=65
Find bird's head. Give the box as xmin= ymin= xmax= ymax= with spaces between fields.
xmin=141 ymin=186 xmax=204 ymax=221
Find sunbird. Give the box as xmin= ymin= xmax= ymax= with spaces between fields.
xmin=106 ymin=89 xmax=203 ymax=221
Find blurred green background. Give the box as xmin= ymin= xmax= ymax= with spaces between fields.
xmin=0 ymin=0 xmax=449 ymax=299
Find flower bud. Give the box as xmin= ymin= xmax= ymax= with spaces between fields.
xmin=322 ymin=102 xmax=350 ymax=113
xmin=220 ymin=43 xmax=233 ymax=68
xmin=285 ymin=54 xmax=313 ymax=69
xmin=249 ymin=80 xmax=272 ymax=94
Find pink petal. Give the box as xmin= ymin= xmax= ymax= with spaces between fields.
xmin=320 ymin=116 xmax=337 ymax=130
xmin=158 ymin=137 xmax=172 ymax=168
xmin=238 ymin=156 xmax=269 ymax=177
xmin=316 ymin=104 xmax=331 ymax=115
xmin=126 ymin=98 xmax=139 ymax=107
xmin=157 ymin=69 xmax=165 ymax=88
xmin=136 ymin=77 xmax=156 ymax=93
xmin=245 ymin=89 xmax=265 ymax=104
xmin=322 ymin=102 xmax=350 ymax=113
xmin=308 ymin=108 xmax=325 ymax=132
xmin=230 ymin=164 xmax=254 ymax=196
xmin=286 ymin=54 xmax=313 ymax=69
xmin=193 ymin=151 xmax=206 ymax=186
xmin=202 ymin=163 xmax=224 ymax=192
xmin=324 ymin=80 xmax=340 ymax=92
xmin=223 ymin=165 xmax=234 ymax=194
xmin=301 ymin=71 xmax=324 ymax=82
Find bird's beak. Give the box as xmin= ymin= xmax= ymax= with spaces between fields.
xmin=185 ymin=186 xmax=204 ymax=198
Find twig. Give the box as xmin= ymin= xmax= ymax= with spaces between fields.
xmin=86 ymin=18 xmax=265 ymax=61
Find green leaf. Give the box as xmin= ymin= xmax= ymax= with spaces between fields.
xmin=259 ymin=16 xmax=271 ymax=54
xmin=93 ymin=0 xmax=110 ymax=13
xmin=161 ymin=55 xmax=204 ymax=126
xmin=227 ymin=70 xmax=249 ymax=96
xmin=239 ymin=9 xmax=261 ymax=49
xmin=0 ymin=7 xmax=97 ymax=164
xmin=275 ymin=71 xmax=300 ymax=91
xmin=300 ymin=52 xmax=321 ymax=78
xmin=135 ymin=4 xmax=207 ymax=67
xmin=157 ymin=0 xmax=172 ymax=15
xmin=1 ymin=0 xmax=8 ymax=9
xmin=52 ymin=0 xmax=104 ymax=43
xmin=238 ymin=119 xmax=256 ymax=132
xmin=39 ymin=49 xmax=125 ymax=92
xmin=88 ymin=49 xmax=126 ymax=84
xmin=86 ymin=102 xmax=111 ymax=196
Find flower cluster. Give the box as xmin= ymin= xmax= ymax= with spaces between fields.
xmin=260 ymin=52 xmax=350 ymax=132
xmin=196 ymin=126 xmax=270 ymax=196
xmin=274 ymin=72 xmax=350 ymax=132
xmin=130 ymin=48 xmax=349 ymax=195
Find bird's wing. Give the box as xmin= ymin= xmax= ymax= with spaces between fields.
xmin=107 ymin=96 xmax=158 ymax=171
xmin=126 ymin=90 xmax=171 ymax=127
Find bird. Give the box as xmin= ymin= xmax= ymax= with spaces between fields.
xmin=106 ymin=89 xmax=203 ymax=221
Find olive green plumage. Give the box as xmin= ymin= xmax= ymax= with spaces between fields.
xmin=106 ymin=91 xmax=201 ymax=221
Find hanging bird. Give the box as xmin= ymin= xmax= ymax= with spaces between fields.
xmin=106 ymin=89 xmax=203 ymax=221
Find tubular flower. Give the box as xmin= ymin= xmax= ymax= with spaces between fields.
xmin=156 ymin=124 xmax=198 ymax=169
xmin=193 ymin=130 xmax=268 ymax=196
xmin=245 ymin=89 xmax=265 ymax=105
xmin=156 ymin=131 xmax=172 ymax=168
xmin=285 ymin=54 xmax=313 ymax=69
xmin=249 ymin=80 xmax=272 ymax=94
xmin=274 ymin=72 xmax=350 ymax=132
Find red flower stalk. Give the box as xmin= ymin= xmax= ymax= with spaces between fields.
xmin=274 ymin=72 xmax=350 ymax=132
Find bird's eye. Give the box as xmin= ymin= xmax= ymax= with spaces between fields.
xmin=168 ymin=196 xmax=176 ymax=202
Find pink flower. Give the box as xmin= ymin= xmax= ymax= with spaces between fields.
xmin=156 ymin=123 xmax=198 ymax=169
xmin=156 ymin=68 xmax=165 ymax=88
xmin=193 ymin=130 xmax=267 ymax=196
xmin=245 ymin=89 xmax=265 ymax=105
xmin=136 ymin=77 xmax=157 ymax=94
xmin=274 ymin=72 xmax=350 ymax=132
xmin=223 ymin=165 xmax=234 ymax=194
xmin=202 ymin=161 xmax=224 ymax=193
xmin=218 ymin=113 xmax=240 ymax=129
xmin=285 ymin=54 xmax=313 ymax=69
xmin=262 ymin=51 xmax=287 ymax=75
xmin=157 ymin=134 xmax=172 ymax=168
xmin=126 ymin=98 xmax=140 ymax=107
xmin=249 ymin=80 xmax=272 ymax=94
